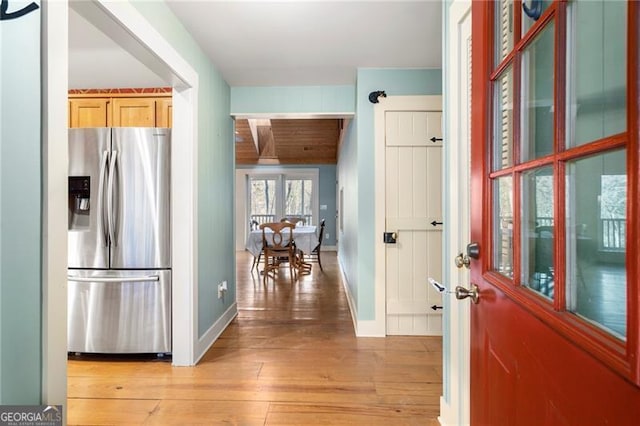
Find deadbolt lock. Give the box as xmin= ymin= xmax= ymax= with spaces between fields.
xmin=454 ymin=253 xmax=471 ymax=269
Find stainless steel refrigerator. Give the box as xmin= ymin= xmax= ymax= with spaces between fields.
xmin=67 ymin=127 xmax=171 ymax=354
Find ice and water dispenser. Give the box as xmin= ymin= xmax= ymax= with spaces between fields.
xmin=69 ymin=176 xmax=90 ymax=229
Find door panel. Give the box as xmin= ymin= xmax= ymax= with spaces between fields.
xmin=110 ymin=128 xmax=171 ymax=269
xmin=471 ymin=1 xmax=640 ymax=423
xmin=156 ymin=98 xmax=173 ymax=128
xmin=485 ymin=341 xmax=517 ymax=425
xmin=69 ymin=98 xmax=110 ymax=128
xmin=385 ymin=111 xmax=442 ymax=335
xmin=472 ymin=283 xmax=640 ymax=424
xmin=67 ymin=269 xmax=171 ymax=353
xmin=111 ymin=98 xmax=156 ymax=127
xmin=68 ymin=128 xmax=110 ymax=269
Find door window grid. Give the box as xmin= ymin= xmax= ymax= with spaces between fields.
xmin=493 ymin=177 xmax=514 ymax=278
xmin=494 ymin=0 xmax=514 ymax=68
xmin=520 ymin=22 xmax=555 ymax=162
xmin=486 ymin=0 xmax=633 ymax=373
xmin=492 ymin=66 xmax=515 ymax=171
xmin=521 ymin=167 xmax=555 ymax=300
xmin=565 ymin=150 xmax=627 ymax=340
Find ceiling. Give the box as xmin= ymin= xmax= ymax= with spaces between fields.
xmin=68 ymin=1 xmax=442 ymax=88
xmin=68 ymin=1 xmax=442 ymax=164
xmin=164 ymin=0 xmax=442 ymax=86
xmin=235 ymin=118 xmax=345 ymax=164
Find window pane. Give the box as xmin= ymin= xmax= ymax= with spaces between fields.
xmin=285 ymin=179 xmax=313 ymax=225
xmin=250 ymin=178 xmax=276 ymax=224
xmin=493 ymin=66 xmax=514 ymax=170
xmin=566 ymin=0 xmax=627 ymax=147
xmin=521 ymin=167 xmax=554 ymax=299
xmin=521 ymin=22 xmax=555 ymax=161
xmin=493 ymin=176 xmax=514 ymax=278
xmin=566 ymin=150 xmax=627 ymax=339
xmin=494 ymin=0 xmax=514 ymax=68
xmin=521 ymin=0 xmax=552 ymax=36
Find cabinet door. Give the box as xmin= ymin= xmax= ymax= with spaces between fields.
xmin=111 ymin=98 xmax=156 ymax=127
xmin=155 ymin=98 xmax=172 ymax=128
xmin=69 ymin=98 xmax=110 ymax=128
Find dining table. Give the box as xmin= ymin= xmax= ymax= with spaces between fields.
xmin=245 ymin=225 xmax=318 ymax=257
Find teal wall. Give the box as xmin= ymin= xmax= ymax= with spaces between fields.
xmin=355 ymin=68 xmax=442 ymax=319
xmin=231 ymin=85 xmax=355 ymax=115
xmin=237 ymin=164 xmax=338 ymax=246
xmin=131 ymin=1 xmax=235 ymax=337
xmin=0 ymin=3 xmax=42 ymax=403
xmin=337 ymin=119 xmax=358 ymax=303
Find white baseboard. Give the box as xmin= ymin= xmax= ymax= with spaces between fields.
xmin=338 ymin=259 xmax=358 ymax=333
xmin=439 ymin=395 xmax=469 ymax=426
xmin=355 ymin=320 xmax=386 ymax=337
xmin=195 ymin=302 xmax=238 ymax=364
xmin=337 ymin=258 xmax=385 ymax=338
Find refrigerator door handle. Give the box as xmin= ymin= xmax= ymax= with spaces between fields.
xmin=107 ymin=150 xmax=118 ymax=247
xmin=98 ymin=150 xmax=110 ymax=247
xmin=67 ymin=275 xmax=160 ymax=283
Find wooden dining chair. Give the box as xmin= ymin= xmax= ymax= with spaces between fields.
xmin=280 ymin=216 xmax=306 ymax=226
xmin=250 ymin=220 xmax=262 ymax=271
xmin=306 ymin=219 xmax=325 ymax=271
xmin=260 ymin=222 xmax=297 ymax=284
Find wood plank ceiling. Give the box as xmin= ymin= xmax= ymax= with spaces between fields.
xmin=235 ymin=118 xmax=343 ymax=164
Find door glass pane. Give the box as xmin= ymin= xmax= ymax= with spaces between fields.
xmin=493 ymin=176 xmax=514 ymax=278
xmin=494 ymin=0 xmax=514 ymax=68
xmin=493 ymin=66 xmax=514 ymax=171
xmin=284 ymin=179 xmax=313 ymax=225
xmin=521 ymin=167 xmax=554 ymax=299
xmin=249 ymin=178 xmax=276 ymax=225
xmin=521 ymin=0 xmax=552 ymax=36
xmin=521 ymin=22 xmax=555 ymax=162
xmin=566 ymin=150 xmax=626 ymax=339
xmin=566 ymin=0 xmax=627 ymax=148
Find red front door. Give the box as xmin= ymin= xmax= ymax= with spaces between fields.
xmin=470 ymin=1 xmax=640 ymax=424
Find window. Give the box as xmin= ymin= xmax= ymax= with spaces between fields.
xmin=284 ymin=178 xmax=313 ymax=223
xmin=599 ymin=174 xmax=626 ymax=251
xmin=247 ymin=170 xmax=318 ymax=228
xmin=249 ymin=178 xmax=277 ymax=224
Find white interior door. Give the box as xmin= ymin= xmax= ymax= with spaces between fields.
xmin=385 ymin=109 xmax=443 ymax=335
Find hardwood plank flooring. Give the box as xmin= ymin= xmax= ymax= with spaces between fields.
xmin=68 ymin=251 xmax=442 ymax=425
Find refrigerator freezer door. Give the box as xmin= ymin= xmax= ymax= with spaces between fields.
xmin=67 ymin=269 xmax=171 ymax=353
xmin=111 ymin=128 xmax=171 ymax=269
xmin=68 ymin=128 xmax=110 ymax=269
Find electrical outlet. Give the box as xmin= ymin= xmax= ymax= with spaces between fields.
xmin=325 ymin=233 xmax=329 ymax=240
xmin=217 ymin=281 xmax=228 ymax=299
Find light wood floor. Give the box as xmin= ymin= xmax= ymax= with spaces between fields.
xmin=68 ymin=251 xmax=442 ymax=425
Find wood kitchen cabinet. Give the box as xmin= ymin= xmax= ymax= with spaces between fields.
xmin=69 ymin=98 xmax=110 ymax=128
xmin=68 ymin=93 xmax=172 ymax=128
xmin=155 ymin=97 xmax=173 ymax=128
